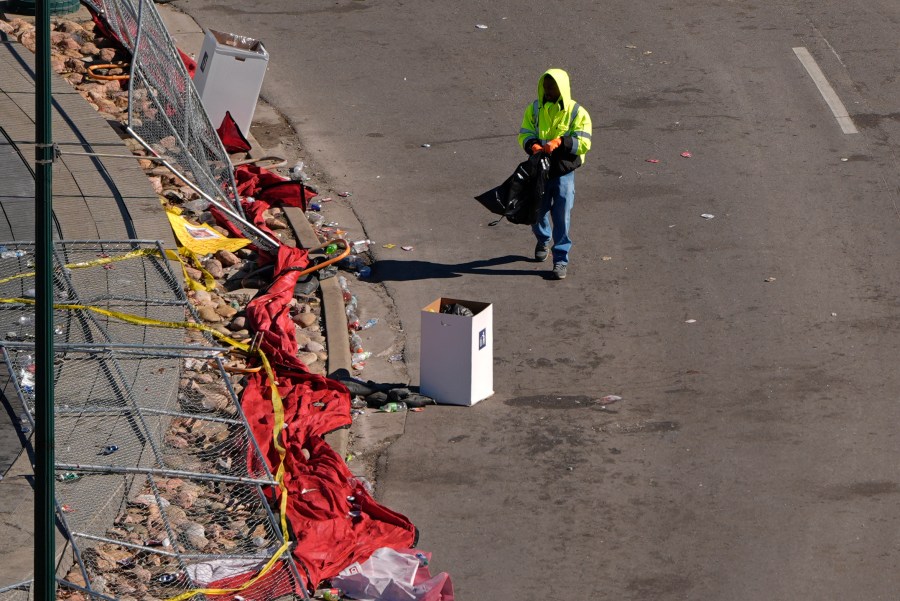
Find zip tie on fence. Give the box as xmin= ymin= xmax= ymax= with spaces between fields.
xmin=0 ymin=295 xmax=297 ymax=598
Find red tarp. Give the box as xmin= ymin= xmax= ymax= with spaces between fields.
xmin=218 ymin=175 xmax=418 ymax=591
xmin=217 ymin=111 xmax=251 ymax=153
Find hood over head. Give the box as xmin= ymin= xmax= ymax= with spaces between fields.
xmin=538 ymin=68 xmax=572 ymax=108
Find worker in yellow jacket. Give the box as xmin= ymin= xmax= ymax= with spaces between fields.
xmin=517 ymin=68 xmax=592 ymax=279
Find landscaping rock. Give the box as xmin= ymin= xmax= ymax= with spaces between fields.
xmin=215 ymin=249 xmax=241 ymax=267
xmin=204 ymin=258 xmax=225 ymax=279
xmin=293 ymin=312 xmax=317 ymax=328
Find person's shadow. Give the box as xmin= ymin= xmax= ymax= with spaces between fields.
xmin=368 ymin=254 xmax=553 ymax=282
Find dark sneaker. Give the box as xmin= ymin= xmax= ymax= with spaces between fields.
xmin=552 ymin=263 xmax=568 ymax=280
xmin=534 ymin=242 xmax=550 ymax=262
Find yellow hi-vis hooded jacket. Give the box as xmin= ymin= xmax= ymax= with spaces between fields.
xmin=517 ymin=68 xmax=592 ymax=177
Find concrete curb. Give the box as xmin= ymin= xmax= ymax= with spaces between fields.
xmin=283 ymin=206 xmax=351 ymax=459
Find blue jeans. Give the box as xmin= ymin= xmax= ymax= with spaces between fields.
xmin=532 ymin=171 xmax=575 ymax=265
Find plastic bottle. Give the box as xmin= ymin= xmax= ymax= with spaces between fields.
xmin=339 ymin=255 xmax=366 ymax=272
xmin=337 ymin=276 xmax=352 ymax=302
xmin=289 ymin=161 xmax=310 ymax=182
xmin=315 ymin=589 xmax=342 ymax=601
xmin=357 ymin=266 xmax=372 ymax=279
xmin=324 ymin=243 xmax=339 ymax=255
xmin=351 ymin=351 xmax=371 ymax=364
xmin=350 ymin=239 xmax=372 ymax=254
xmin=349 ymin=333 xmax=364 ymax=353
xmin=307 ymin=211 xmax=325 ymax=226
xmin=379 ymin=402 xmax=407 ymax=413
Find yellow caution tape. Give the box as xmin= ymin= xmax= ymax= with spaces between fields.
xmin=0 ymin=245 xmax=298 ymax=598
xmin=164 ymin=248 xmax=217 ymax=292
xmin=0 ymin=248 xmax=158 ymax=287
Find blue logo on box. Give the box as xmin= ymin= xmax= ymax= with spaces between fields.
xmin=478 ymin=328 xmax=486 ymax=350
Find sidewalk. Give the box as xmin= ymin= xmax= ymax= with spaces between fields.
xmin=0 ymin=17 xmax=179 ymax=591
xmin=0 ymin=5 xmax=360 ymax=593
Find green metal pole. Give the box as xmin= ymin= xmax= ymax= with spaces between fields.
xmin=34 ymin=0 xmax=56 ymax=596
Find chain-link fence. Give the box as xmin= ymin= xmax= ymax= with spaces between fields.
xmin=0 ymin=241 xmax=305 ymax=600
xmin=81 ymin=0 xmax=278 ymax=251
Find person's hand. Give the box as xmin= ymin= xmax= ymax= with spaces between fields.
xmin=542 ymin=138 xmax=562 ymax=154
xmin=530 ymin=143 xmax=543 ymax=155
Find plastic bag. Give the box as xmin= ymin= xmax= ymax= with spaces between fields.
xmin=332 ymin=547 xmax=454 ymax=601
xmin=474 ymin=153 xmax=549 ymax=226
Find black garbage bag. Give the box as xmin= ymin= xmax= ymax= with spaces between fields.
xmin=440 ymin=303 xmax=474 ymax=317
xmin=474 ymin=153 xmax=549 ymax=226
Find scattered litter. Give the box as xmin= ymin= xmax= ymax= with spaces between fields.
xmin=840 ymin=158 xmax=848 ymax=162
xmin=421 ymin=143 xmax=431 ymax=148
xmin=351 ymin=409 xmax=365 ymax=416
xmin=411 ymin=407 xmax=424 ymax=412
xmin=601 ymin=256 xmax=612 ymax=261
xmin=701 ymin=213 xmax=715 ymax=219
xmin=289 ymin=161 xmax=310 ymax=181
xmin=382 ymin=243 xmax=396 ymax=249
xmin=831 ymin=312 xmax=838 ymax=317
xmin=601 ymin=394 xmax=623 ymax=404
xmin=319 ymin=196 xmax=333 ymax=202
xmin=316 ymin=588 xmax=342 ymax=601
xmin=643 ymin=50 xmax=653 ymax=55
xmin=388 ymin=353 xmax=404 ymax=362
xmin=345 ymin=454 xmax=354 ymax=462
xmin=680 ymin=151 xmax=692 ymax=158
xmin=102 ymin=264 xmax=114 ymax=270
xmin=57 ymin=472 xmax=80 ymax=482
xmin=645 ymin=158 xmax=660 ymax=163
xmin=338 ymin=192 xmax=352 ymax=198
xmin=378 ymin=402 xmax=407 ymax=413
xmin=61 ymin=504 xmax=74 ymax=513
xmin=764 ymin=277 xmax=776 ymax=282
xmin=475 ymin=23 xmax=488 ymax=29
xmin=158 ymin=574 xmax=178 ymax=585
xmin=310 ymin=202 xmax=322 ymax=211
xmin=401 ymin=245 xmax=414 ymax=251
xmin=625 ymin=44 xmax=637 ymax=49
xmin=360 ymin=318 xmax=379 ymax=330
xmin=441 ymin=303 xmax=473 ymax=316
xmin=685 ymin=319 xmax=697 ymax=324
xmin=99 ymin=444 xmax=119 ymax=456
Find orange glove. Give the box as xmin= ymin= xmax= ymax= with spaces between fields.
xmin=542 ymin=137 xmax=562 ymax=155
xmin=530 ymin=143 xmax=543 ymax=155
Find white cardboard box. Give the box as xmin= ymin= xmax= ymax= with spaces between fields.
xmin=420 ymin=298 xmax=493 ymax=406
xmin=193 ymin=29 xmax=269 ymax=136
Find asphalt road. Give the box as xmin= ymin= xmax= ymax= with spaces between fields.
xmin=180 ymin=0 xmax=900 ymax=598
